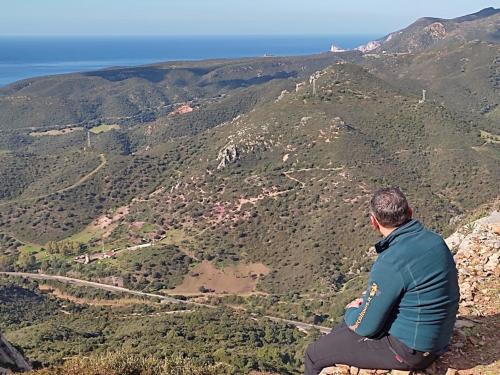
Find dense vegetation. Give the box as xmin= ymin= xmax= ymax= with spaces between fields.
xmin=0 ymin=279 xmax=313 ymax=374
xmin=0 ymin=54 xmax=351 ymax=130
xmin=1 ymin=42 xmax=498 ymax=293
xmin=0 ymin=8 xmax=499 ymax=374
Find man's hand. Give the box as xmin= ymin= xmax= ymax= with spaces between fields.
xmin=345 ymin=298 xmax=363 ymax=309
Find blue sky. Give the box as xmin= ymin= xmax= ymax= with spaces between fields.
xmin=0 ymin=0 xmax=498 ymax=36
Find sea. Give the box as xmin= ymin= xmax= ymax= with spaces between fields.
xmin=0 ymin=35 xmax=379 ymax=87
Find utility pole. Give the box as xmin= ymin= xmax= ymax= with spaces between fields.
xmin=419 ymin=89 xmax=427 ymax=104
xmin=87 ymin=131 xmax=91 ymax=148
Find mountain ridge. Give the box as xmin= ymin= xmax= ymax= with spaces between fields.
xmin=0 ymin=8 xmax=499 ymax=373
xmin=356 ymin=7 xmax=500 ymax=54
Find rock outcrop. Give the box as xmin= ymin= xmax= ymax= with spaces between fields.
xmin=355 ymin=40 xmax=381 ymax=53
xmin=423 ymin=22 xmax=446 ymax=40
xmin=216 ymin=144 xmax=239 ymax=170
xmin=0 ymin=333 xmax=31 ymax=373
xmin=437 ymin=210 xmax=500 ymax=374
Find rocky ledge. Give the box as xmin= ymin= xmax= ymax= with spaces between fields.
xmin=0 ymin=333 xmax=31 ymax=374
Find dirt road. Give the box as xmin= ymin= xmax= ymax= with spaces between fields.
xmin=0 ymin=154 xmax=107 ymax=207
xmin=56 ymin=153 xmax=107 ymax=194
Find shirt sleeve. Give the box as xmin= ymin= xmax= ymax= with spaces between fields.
xmin=344 ymin=260 xmax=405 ymax=337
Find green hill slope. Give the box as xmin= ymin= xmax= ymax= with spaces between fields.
xmin=127 ymin=63 xmax=497 ymax=293
xmin=1 ymin=61 xmax=498 ymax=294
xmin=0 ymin=53 xmax=359 ymax=131
xmin=0 ymin=7 xmax=498 ymax=303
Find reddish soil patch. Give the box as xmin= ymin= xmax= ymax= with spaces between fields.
xmin=171 ymin=104 xmax=194 ymax=115
xmin=169 ymin=260 xmax=270 ymax=295
xmin=131 ymin=221 xmax=146 ymax=228
xmin=91 ymin=206 xmax=129 ymax=238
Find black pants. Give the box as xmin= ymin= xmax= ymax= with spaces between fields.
xmin=304 ymin=322 xmax=438 ymax=375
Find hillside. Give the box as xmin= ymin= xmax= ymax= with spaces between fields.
xmin=355 ymin=7 xmax=499 ymax=128
xmin=0 ymin=8 xmax=499 ymax=374
xmin=1 ymin=208 xmax=498 ymax=374
xmin=0 ymin=277 xmax=312 ymax=374
xmin=134 ymin=62 xmax=498 ymax=293
xmin=1 ymin=61 xmax=498 ymax=296
xmin=0 ymin=53 xmax=360 ymax=131
xmin=0 ymin=58 xmax=498 ymax=300
xmin=363 ymin=36 xmax=500 ymax=126
xmin=357 ymin=7 xmax=499 ymax=54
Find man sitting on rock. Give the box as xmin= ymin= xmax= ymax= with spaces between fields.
xmin=304 ymin=187 xmax=460 ymax=375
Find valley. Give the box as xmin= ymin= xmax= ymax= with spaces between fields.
xmin=0 ymin=7 xmax=499 ymax=374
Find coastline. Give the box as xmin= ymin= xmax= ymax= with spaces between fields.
xmin=0 ymin=34 xmax=378 ymax=86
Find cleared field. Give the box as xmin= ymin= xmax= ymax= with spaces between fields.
xmin=170 ymin=260 xmax=270 ymax=295
xmin=30 ymin=127 xmax=83 ymax=137
xmin=89 ymin=124 xmax=120 ymax=134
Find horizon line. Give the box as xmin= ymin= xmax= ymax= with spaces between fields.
xmin=0 ymin=33 xmax=383 ymax=38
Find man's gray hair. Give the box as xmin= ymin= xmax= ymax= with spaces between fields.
xmin=370 ymin=187 xmax=411 ymax=228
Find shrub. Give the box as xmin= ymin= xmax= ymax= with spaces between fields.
xmin=30 ymin=351 xmax=232 ymax=375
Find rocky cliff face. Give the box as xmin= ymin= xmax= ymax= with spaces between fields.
xmin=438 ymin=210 xmax=500 ymax=375
xmin=0 ymin=333 xmax=31 ymax=373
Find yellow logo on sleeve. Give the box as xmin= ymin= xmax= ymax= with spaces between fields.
xmin=349 ymin=282 xmax=378 ymax=331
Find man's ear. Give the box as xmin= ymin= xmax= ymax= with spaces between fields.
xmin=408 ymin=207 xmax=413 ymax=218
xmin=370 ymin=214 xmax=380 ymax=231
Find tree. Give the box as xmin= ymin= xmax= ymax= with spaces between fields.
xmin=18 ymin=252 xmax=38 ymax=271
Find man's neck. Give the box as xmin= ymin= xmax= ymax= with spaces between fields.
xmin=380 ymin=226 xmax=397 ymax=238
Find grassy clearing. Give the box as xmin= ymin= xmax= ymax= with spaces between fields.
xmin=89 ymin=124 xmax=120 ymax=134
xmin=66 ymin=224 xmax=106 ymax=244
xmin=485 ymin=106 xmax=499 ymax=122
xmin=159 ymin=229 xmax=191 ymax=245
xmin=138 ymin=222 xmax=157 ymax=234
xmin=18 ymin=243 xmax=42 ymax=255
xmin=157 ymin=229 xmax=198 ymax=259
xmin=480 ymin=130 xmax=500 ymax=144
xmin=18 ymin=243 xmax=70 ymax=263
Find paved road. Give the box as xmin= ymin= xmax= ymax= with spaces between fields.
xmin=265 ymin=316 xmax=331 ymax=334
xmin=0 ymin=271 xmax=331 ymax=334
xmin=0 ymin=271 xmax=194 ymax=306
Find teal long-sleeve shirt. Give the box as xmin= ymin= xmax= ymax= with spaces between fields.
xmin=344 ymin=219 xmax=459 ymax=352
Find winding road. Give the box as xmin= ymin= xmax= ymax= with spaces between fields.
xmin=0 ymin=271 xmax=331 ymax=334
xmin=0 ymin=153 xmax=107 ymax=207
xmin=56 ymin=153 xmax=107 ymax=194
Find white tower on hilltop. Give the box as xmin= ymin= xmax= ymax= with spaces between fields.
xmin=419 ymin=89 xmax=427 ymax=104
